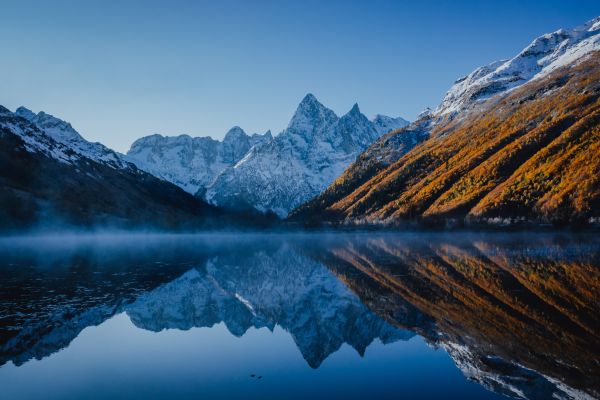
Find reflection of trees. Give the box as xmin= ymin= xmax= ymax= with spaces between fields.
xmin=316 ymin=236 xmax=600 ymax=398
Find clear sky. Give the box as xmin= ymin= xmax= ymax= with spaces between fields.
xmin=1 ymin=0 xmax=598 ymax=152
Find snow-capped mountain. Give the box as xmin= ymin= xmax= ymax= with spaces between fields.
xmin=126 ymin=127 xmax=272 ymax=194
xmin=436 ymin=16 xmax=600 ymax=116
xmin=204 ymin=94 xmax=408 ymax=217
xmin=14 ymin=106 xmax=131 ymax=170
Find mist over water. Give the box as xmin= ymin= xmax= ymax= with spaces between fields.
xmin=0 ymin=232 xmax=598 ymax=400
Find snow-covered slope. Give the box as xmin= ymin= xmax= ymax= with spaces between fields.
xmin=205 ymin=94 xmax=407 ymax=217
xmin=436 ymin=16 xmax=600 ymax=116
xmin=14 ymin=107 xmax=131 ymax=170
xmin=372 ymin=114 xmax=409 ymax=135
xmin=126 ymin=127 xmax=272 ymax=194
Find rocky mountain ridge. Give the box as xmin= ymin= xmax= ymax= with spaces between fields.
xmin=127 ymin=127 xmax=272 ymax=194
xmin=204 ymin=94 xmax=409 ymax=217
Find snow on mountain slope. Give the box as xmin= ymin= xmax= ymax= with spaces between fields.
xmin=372 ymin=114 xmax=409 ymax=135
xmin=14 ymin=106 xmax=131 ymax=169
xmin=205 ymin=94 xmax=407 ymax=217
xmin=0 ymin=106 xmax=77 ymax=165
xmin=436 ymin=16 xmax=600 ymax=116
xmin=126 ymin=127 xmax=272 ymax=194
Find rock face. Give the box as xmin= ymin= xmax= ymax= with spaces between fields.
xmin=126 ymin=127 xmax=272 ymax=194
xmin=204 ymin=94 xmax=408 ymax=217
xmin=0 ymin=106 xmax=221 ymax=230
xmin=290 ymin=17 xmax=600 ymax=228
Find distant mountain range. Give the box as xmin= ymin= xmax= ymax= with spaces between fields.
xmin=0 ymin=94 xmax=407 ymax=230
xmin=126 ymin=127 xmax=273 ymax=195
xmin=128 ymin=94 xmax=408 ymax=217
xmin=1 ymin=16 xmax=598 ymax=230
xmin=291 ymin=16 xmax=600 ymax=228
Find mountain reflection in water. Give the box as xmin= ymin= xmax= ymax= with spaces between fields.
xmin=0 ymin=233 xmax=598 ymax=400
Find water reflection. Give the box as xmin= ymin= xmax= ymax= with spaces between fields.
xmin=0 ymin=233 xmax=598 ymax=400
xmin=313 ymin=234 xmax=600 ymax=399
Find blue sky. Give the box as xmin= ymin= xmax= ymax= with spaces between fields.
xmin=1 ymin=0 xmax=598 ymax=152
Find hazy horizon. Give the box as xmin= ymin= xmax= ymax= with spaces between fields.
xmin=1 ymin=0 xmax=598 ymax=152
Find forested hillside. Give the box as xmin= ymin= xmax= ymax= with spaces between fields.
xmin=291 ymin=54 xmax=600 ymax=228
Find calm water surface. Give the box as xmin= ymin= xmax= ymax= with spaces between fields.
xmin=0 ymin=233 xmax=598 ymax=400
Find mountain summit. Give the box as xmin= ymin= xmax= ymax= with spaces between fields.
xmin=204 ymin=94 xmax=409 ymax=217
xmin=286 ymin=93 xmax=339 ymax=138
xmin=124 ymin=94 xmax=408 ymax=217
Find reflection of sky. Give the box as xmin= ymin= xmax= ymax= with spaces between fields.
xmin=0 ymin=313 xmax=501 ymax=400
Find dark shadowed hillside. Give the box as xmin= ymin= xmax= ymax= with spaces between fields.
xmin=0 ymin=108 xmax=228 ymax=231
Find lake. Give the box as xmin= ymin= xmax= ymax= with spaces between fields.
xmin=0 ymin=232 xmax=598 ymax=400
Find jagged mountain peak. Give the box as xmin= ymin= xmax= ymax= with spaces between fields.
xmin=294 ymin=93 xmax=329 ymax=117
xmin=256 ymin=130 xmax=273 ymax=140
xmin=348 ymin=103 xmax=361 ymax=114
xmin=126 ymin=125 xmax=272 ymax=194
xmin=223 ymin=126 xmax=247 ymax=140
xmin=15 ymin=107 xmax=83 ymax=143
xmin=339 ymin=103 xmax=366 ymax=122
xmin=205 ymin=95 xmax=402 ymax=217
xmin=299 ymin=93 xmax=320 ymax=107
xmin=15 ymin=106 xmax=36 ymax=120
xmin=287 ymin=93 xmax=338 ymax=136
